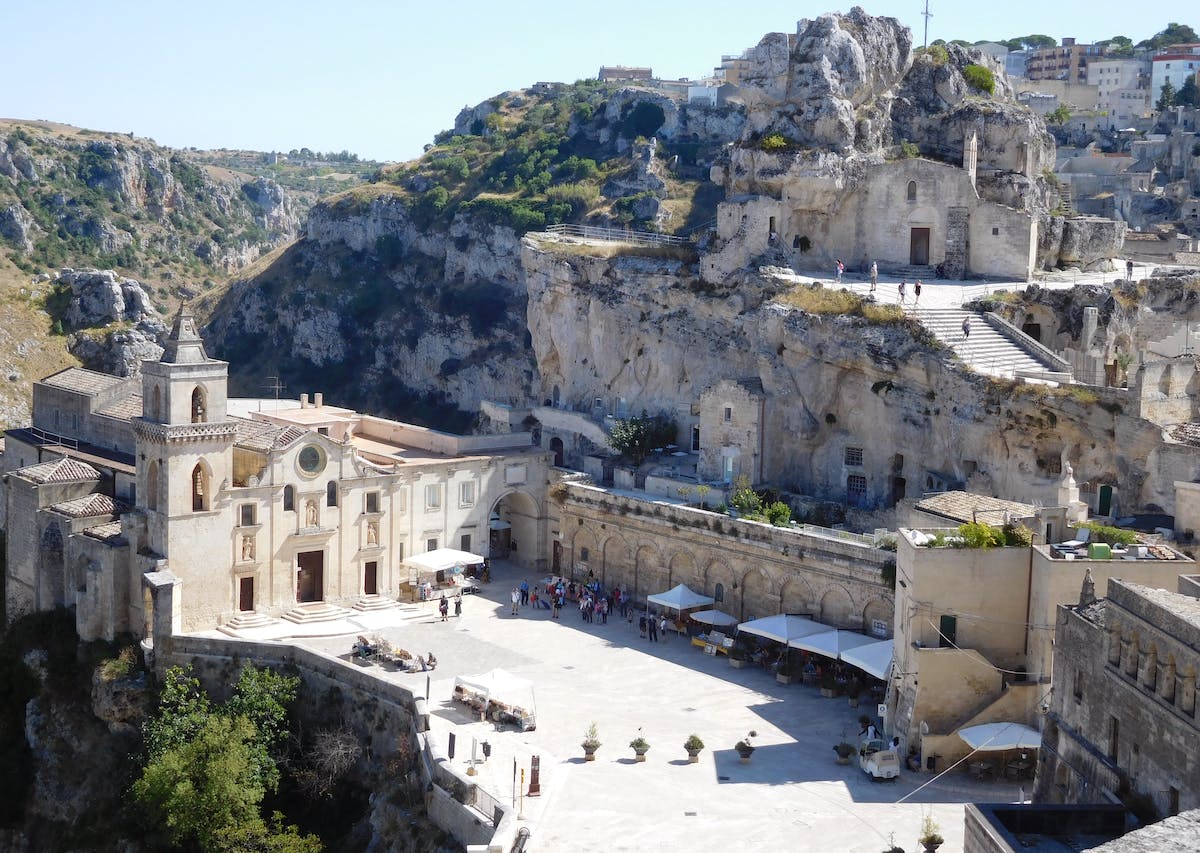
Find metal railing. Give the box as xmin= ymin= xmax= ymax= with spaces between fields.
xmin=544 ymin=223 xmax=692 ymax=246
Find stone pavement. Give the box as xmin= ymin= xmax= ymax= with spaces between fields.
xmin=230 ymin=561 xmax=1032 ymax=853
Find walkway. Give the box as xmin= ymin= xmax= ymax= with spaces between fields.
xmin=221 ymin=561 xmax=1029 ymax=853
xmin=908 ymin=307 xmax=1058 ymax=380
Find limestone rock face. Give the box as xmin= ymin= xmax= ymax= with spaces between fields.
xmin=91 ymin=670 xmax=152 ymax=736
xmin=0 ymin=136 xmax=38 ymax=180
xmin=62 ymin=268 xmax=158 ymax=329
xmin=0 ymin=202 xmax=40 ymax=251
xmin=1040 ymin=216 xmax=1126 ymax=271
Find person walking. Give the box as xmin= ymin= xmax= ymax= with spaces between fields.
xmin=914 ymin=279 xmax=922 ymax=304
xmin=962 ymin=316 xmax=971 ymax=340
xmin=1126 ymin=259 xmax=1135 ymax=281
xmin=647 ymin=612 xmax=659 ymax=642
xmin=519 ymin=579 xmax=529 ymax=606
xmin=510 ymin=587 xmax=520 ymax=616
xmin=439 ymin=594 xmax=449 ymax=622
xmin=835 ymin=258 xmax=844 ymax=284
xmin=898 ymin=279 xmax=907 ymax=304
xmin=454 ymin=593 xmax=462 ymax=617
xmin=552 ymin=595 xmax=562 ymax=619
xmin=869 ymin=261 xmax=877 ymax=293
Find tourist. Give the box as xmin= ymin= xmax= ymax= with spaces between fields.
xmin=638 ymin=614 xmax=647 ymax=637
xmin=835 ymin=258 xmax=844 ymax=284
xmin=898 ymin=279 xmax=906 ymax=303
xmin=648 ymin=612 xmax=659 ymax=642
xmin=914 ymin=280 xmax=922 ymax=304
xmin=962 ymin=316 xmax=971 ymax=340
xmin=1126 ymin=259 xmax=1134 ymax=281
xmin=510 ymin=587 xmax=520 ymax=615
xmin=454 ymin=593 xmax=463 ymax=617
xmin=658 ymin=615 xmax=668 ymax=641
xmin=520 ymin=579 xmax=529 ymax=606
xmin=552 ymin=595 xmax=562 ymax=619
xmin=869 ymin=261 xmax=877 ymax=292
xmin=439 ymin=594 xmax=449 ymax=622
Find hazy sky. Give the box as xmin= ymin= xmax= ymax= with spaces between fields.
xmin=3 ymin=1 xmax=1194 ymax=162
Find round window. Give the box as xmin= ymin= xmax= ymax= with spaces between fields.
xmin=298 ymin=445 xmax=325 ymax=476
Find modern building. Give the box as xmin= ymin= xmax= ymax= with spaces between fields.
xmin=1035 ymin=576 xmax=1200 ymax=821
xmin=1027 ymin=39 xmax=1107 ymax=86
xmin=1152 ymin=49 xmax=1200 ymax=104
xmin=1088 ymin=59 xmax=1151 ymax=126
xmin=2 ymin=311 xmax=553 ymax=641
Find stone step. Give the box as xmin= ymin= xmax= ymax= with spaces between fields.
xmin=218 ymin=611 xmax=279 ymax=634
xmin=281 ymin=602 xmax=353 ymax=624
xmin=352 ymin=595 xmax=402 ymax=612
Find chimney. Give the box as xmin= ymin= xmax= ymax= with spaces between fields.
xmin=314 ymin=392 xmax=323 ymax=408
xmin=300 ymin=394 xmax=309 ymax=409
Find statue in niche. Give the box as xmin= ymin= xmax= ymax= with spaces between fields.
xmin=241 ymin=535 xmax=255 ymax=561
xmin=305 ymin=500 xmax=318 ymax=527
xmin=367 ymin=522 xmax=378 ymax=545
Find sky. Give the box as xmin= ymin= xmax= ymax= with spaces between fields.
xmin=3 ymin=1 xmax=1195 ymax=163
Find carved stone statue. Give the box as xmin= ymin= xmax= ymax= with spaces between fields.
xmin=305 ymin=500 xmax=318 ymax=527
xmin=367 ymin=522 xmax=378 ymax=545
xmin=241 ymin=535 xmax=255 ymax=561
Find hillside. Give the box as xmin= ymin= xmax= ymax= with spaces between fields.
xmin=0 ymin=120 xmax=375 ymax=426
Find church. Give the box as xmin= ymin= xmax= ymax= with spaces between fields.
xmin=2 ymin=311 xmax=551 ymax=641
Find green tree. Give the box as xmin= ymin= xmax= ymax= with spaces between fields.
xmin=1158 ymin=79 xmax=1178 ymax=111
xmin=729 ymin=474 xmax=762 ymax=515
xmin=962 ymin=64 xmax=995 ymax=95
xmin=1047 ymin=104 xmax=1072 ymax=125
xmin=1097 ymin=35 xmax=1134 ymax=56
xmin=1178 ymin=76 xmax=1200 ymax=107
xmin=1138 ymin=22 xmax=1199 ymax=50
xmin=143 ymin=666 xmax=213 ymax=760
xmin=607 ymin=414 xmax=677 ymax=464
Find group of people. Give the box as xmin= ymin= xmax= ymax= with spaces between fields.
xmin=438 ymin=592 xmax=462 ymax=621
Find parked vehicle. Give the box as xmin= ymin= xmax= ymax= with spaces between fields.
xmin=859 ymin=738 xmax=900 ymax=781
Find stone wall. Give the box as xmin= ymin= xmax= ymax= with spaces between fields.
xmin=560 ymin=483 xmax=893 ymax=629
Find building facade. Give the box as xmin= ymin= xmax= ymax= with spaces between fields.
xmin=3 ymin=312 xmax=552 ymax=640
xmin=1035 ymin=577 xmax=1200 ymax=821
xmin=1027 ymin=39 xmax=1107 ymax=86
xmin=1152 ymin=50 xmax=1200 ymax=103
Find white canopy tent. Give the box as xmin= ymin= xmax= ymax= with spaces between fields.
xmin=646 ymin=583 xmax=714 ymax=613
xmin=690 ymin=609 xmax=739 ymax=627
xmin=453 ymin=668 xmax=537 ymax=726
xmin=405 ymin=548 xmax=484 ymax=574
xmin=736 ymin=614 xmax=828 ymax=645
xmin=788 ymin=629 xmax=879 ymax=660
xmin=958 ymin=722 xmax=1042 ymax=751
xmin=839 ymin=638 xmax=894 ymax=680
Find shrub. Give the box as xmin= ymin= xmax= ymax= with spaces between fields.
xmin=544 ymin=181 xmax=600 ymax=216
xmin=459 ymin=196 xmax=545 ymax=233
xmin=918 ymin=44 xmax=950 ymax=66
xmin=958 ymin=521 xmax=1004 ymax=548
xmin=899 ymin=140 xmax=920 ymax=159
xmin=100 ymin=646 xmax=138 ymax=681
xmin=684 ymin=734 xmax=704 ymax=751
xmin=760 ymin=133 xmax=789 ymax=152
xmin=1079 ymin=522 xmax=1139 ymax=546
xmin=963 ymin=64 xmax=995 ymax=95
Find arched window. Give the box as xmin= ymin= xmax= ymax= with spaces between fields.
xmin=714 ymin=582 xmax=725 ymax=603
xmin=283 ymin=485 xmax=295 ymax=512
xmin=906 ymin=181 xmax=917 ymax=202
xmin=191 ymin=463 xmax=209 ymax=512
xmin=147 ymin=461 xmax=159 ymax=511
xmin=326 ymin=481 xmax=338 ymax=507
xmin=191 ymin=386 xmax=207 ymax=423
xmin=151 ymin=386 xmax=161 ymax=421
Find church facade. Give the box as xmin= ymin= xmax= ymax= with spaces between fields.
xmin=2 ymin=312 xmax=551 ymax=641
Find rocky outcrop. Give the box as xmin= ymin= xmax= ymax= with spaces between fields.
xmin=1040 ymin=216 xmax=1126 ymax=271
xmin=0 ymin=202 xmax=39 ymax=251
xmin=52 ymin=268 xmax=167 ymax=376
xmin=61 ymin=268 xmax=160 ymax=329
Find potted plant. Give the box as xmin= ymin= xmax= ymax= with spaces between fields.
xmin=629 ymin=735 xmax=650 ymax=762
xmin=918 ymin=816 xmax=943 ymax=852
xmin=833 ymin=730 xmax=856 ymax=765
xmin=684 ymin=734 xmax=704 ymax=763
xmin=735 ymin=730 xmax=757 ymax=764
xmin=846 ymin=680 xmax=862 ymax=709
xmin=728 ymin=639 xmax=749 ymax=669
xmin=581 ymin=722 xmax=601 ymax=762
xmin=775 ymin=655 xmax=794 ymax=685
xmin=819 ymin=671 xmax=839 ymax=698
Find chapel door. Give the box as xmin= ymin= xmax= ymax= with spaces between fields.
xmin=364 ymin=561 xmax=378 ymax=596
xmin=910 ymin=228 xmax=930 ymax=265
xmin=238 ymin=577 xmax=254 ymax=612
xmin=297 ymin=551 xmax=324 ymax=603
xmin=1098 ymin=485 xmax=1113 ymax=516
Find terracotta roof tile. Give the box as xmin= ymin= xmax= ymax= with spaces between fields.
xmin=50 ymin=493 xmax=126 ymax=518
xmin=82 ymin=522 xmax=126 ymax=545
xmin=915 ymin=490 xmax=1037 ymax=525
xmin=18 ymin=456 xmax=102 ymax=484
xmin=40 ymin=367 xmax=125 ymax=394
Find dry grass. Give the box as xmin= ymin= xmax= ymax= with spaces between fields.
xmin=776 ymin=283 xmax=904 ymax=324
xmin=531 ymin=237 xmax=696 ymax=262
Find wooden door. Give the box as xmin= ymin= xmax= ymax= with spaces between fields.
xmin=238 ymin=576 xmax=254 ymax=612
xmin=910 ymin=228 xmax=930 ymax=265
xmin=364 ymin=561 xmax=378 ymax=596
xmin=297 ymin=551 xmax=324 ymax=603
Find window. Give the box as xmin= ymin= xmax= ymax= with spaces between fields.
xmin=992 ymin=227 xmax=1000 ymax=236
xmin=425 ymin=484 xmax=442 ymax=510
xmin=714 ymin=582 xmax=724 ymax=603
xmin=907 ymin=181 xmax=917 ymax=202
xmin=847 ymin=474 xmax=867 ymax=507
xmin=723 ymin=406 xmax=732 ymax=422
xmin=191 ymin=463 xmax=209 ymax=512
xmin=326 ymin=481 xmax=338 ymax=507
xmin=427 ymin=538 xmax=438 ymax=552
xmin=151 ymin=386 xmax=161 ymax=421
xmin=938 ymin=614 xmax=957 ymax=648
xmin=397 ymin=541 xmax=405 ymax=562
xmin=844 ymin=446 xmax=864 ymax=466
xmin=283 ymin=485 xmax=295 ymax=512
xmin=365 ymin=491 xmax=380 ymax=514
xmin=191 ymin=386 xmax=207 ymax=423
xmin=580 ymin=547 xmax=589 ymax=562
xmin=317 ymin=426 xmax=330 ymax=436
xmin=1109 ymin=716 xmax=1119 ymax=760
xmin=460 ymin=481 xmax=476 ymax=507
xmin=239 ymin=504 xmax=256 ymax=527
xmin=691 ymin=425 xmax=701 ymax=452
xmin=460 ymin=534 xmax=472 ymax=552
xmin=147 ymin=461 xmax=159 ymax=511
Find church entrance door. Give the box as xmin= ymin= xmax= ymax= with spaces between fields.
xmin=297 ymin=551 xmax=324 ymax=603
xmin=239 ymin=576 xmax=254 ymax=612
xmin=364 ymin=561 xmax=378 ymax=596
xmin=909 ymin=228 xmax=930 ymax=265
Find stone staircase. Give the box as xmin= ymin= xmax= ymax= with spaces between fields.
xmin=352 ymin=594 xmax=415 ymax=614
xmin=890 ymin=264 xmax=935 ymax=281
xmin=281 ymin=601 xmax=353 ymax=624
xmin=909 ymin=307 xmax=1066 ymax=380
xmin=218 ymin=611 xmax=279 ymax=635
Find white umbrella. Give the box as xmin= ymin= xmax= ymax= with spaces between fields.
xmin=690 ymin=609 xmax=739 ymax=627
xmin=789 ymin=629 xmax=878 ymax=659
xmin=737 ymin=614 xmax=828 ymax=644
xmin=840 ymin=638 xmax=894 ymax=680
xmin=957 ymin=722 xmax=1041 ymax=751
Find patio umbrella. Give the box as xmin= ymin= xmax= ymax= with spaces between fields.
xmin=690 ymin=609 xmax=739 ymax=627
xmin=788 ymin=629 xmax=878 ymax=659
xmin=839 ymin=638 xmax=894 ymax=680
xmin=736 ymin=614 xmax=828 ymax=644
xmin=957 ymin=722 xmax=1042 ymax=751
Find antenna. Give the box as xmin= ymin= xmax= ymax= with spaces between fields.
xmin=922 ymin=0 xmax=933 ymax=49
xmin=264 ymin=376 xmax=286 ymax=404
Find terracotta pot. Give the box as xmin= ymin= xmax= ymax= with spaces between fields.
xmin=776 ymin=673 xmax=793 ymax=685
xmin=686 ymin=749 xmax=701 ymax=763
xmin=729 ymin=658 xmax=746 ymax=669
xmin=635 ymin=753 xmax=646 ymax=762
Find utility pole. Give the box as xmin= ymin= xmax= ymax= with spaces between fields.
xmin=922 ymin=0 xmax=932 ymax=49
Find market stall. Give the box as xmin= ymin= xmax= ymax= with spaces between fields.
xmin=452 ymin=668 xmax=537 ymax=731
xmin=403 ymin=548 xmax=485 ymax=599
xmin=647 ymin=583 xmax=714 ymax=633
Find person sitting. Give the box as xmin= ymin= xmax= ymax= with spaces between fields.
xmin=426 ymin=652 xmax=437 ymax=670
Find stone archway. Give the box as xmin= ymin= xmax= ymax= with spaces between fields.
xmin=489 ymin=490 xmax=541 ymax=569
xmin=739 ymin=567 xmax=774 ymax=622
xmin=779 ymin=575 xmax=816 ymax=618
xmin=634 ymin=543 xmax=664 ymax=601
xmin=667 ymin=550 xmax=697 ymax=590
xmin=703 ymin=559 xmax=737 ymax=609
xmin=819 ymin=585 xmax=855 ymax=628
xmin=570 ymin=526 xmax=599 ymax=577
xmin=862 ymin=598 xmax=893 ymax=637
xmin=601 ymin=533 xmax=632 ymax=587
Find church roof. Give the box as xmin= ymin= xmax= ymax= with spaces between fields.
xmin=41 ymin=367 xmax=125 ymax=395
xmin=50 ymin=493 xmax=126 ymax=519
xmin=18 ymin=456 xmax=102 ymax=484
xmin=97 ymin=394 xmax=143 ymax=421
xmin=82 ymin=521 xmax=126 ymax=545
xmin=915 ymin=490 xmax=1038 ymax=525
xmin=232 ymin=417 xmax=310 ymax=453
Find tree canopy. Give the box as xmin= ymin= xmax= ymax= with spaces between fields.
xmin=607 ymin=414 xmax=677 ymax=464
xmin=1137 ymin=22 xmax=1199 ymax=50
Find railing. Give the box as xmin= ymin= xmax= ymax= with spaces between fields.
xmin=28 ymin=427 xmax=79 ymax=450
xmin=544 ymin=223 xmax=692 ymax=246
xmin=473 ymin=783 xmax=505 ymax=827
